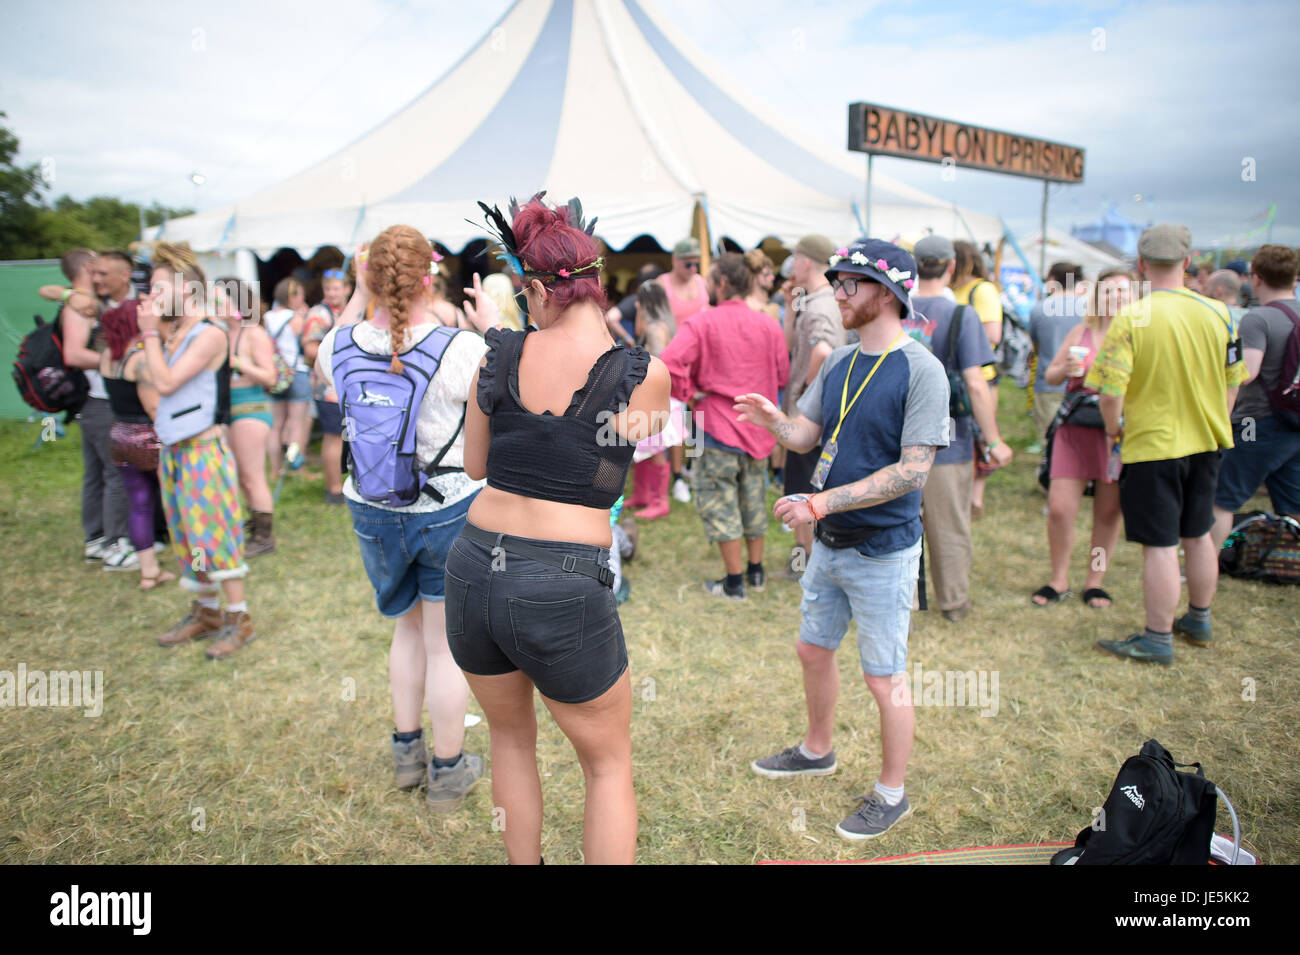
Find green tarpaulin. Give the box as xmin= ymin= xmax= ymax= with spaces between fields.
xmin=0 ymin=260 xmax=68 ymax=420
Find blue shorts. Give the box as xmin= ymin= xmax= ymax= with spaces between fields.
xmin=798 ymin=538 xmax=921 ymax=677
xmin=1214 ymin=416 xmax=1300 ymax=515
xmin=316 ymin=399 xmax=343 ymax=435
xmin=271 ymin=370 xmax=310 ymax=403
xmin=347 ymin=492 xmax=476 ymax=617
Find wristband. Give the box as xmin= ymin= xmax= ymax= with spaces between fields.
xmin=60 ymin=288 xmax=73 ymax=304
xmin=987 ymin=440 xmax=1002 ymax=452
xmin=808 ymin=494 xmax=825 ymax=521
xmin=143 ymin=330 xmax=161 ymax=340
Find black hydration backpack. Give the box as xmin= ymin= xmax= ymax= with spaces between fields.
xmin=1051 ymin=739 xmax=1218 ymax=865
xmin=11 ymin=313 xmax=89 ymax=421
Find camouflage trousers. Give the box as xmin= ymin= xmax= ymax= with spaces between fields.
xmin=693 ymin=445 xmax=769 ymax=543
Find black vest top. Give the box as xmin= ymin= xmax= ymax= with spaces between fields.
xmin=477 ymin=327 xmax=650 ymax=509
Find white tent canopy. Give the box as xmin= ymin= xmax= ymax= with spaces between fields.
xmin=156 ymin=0 xmax=1004 ymax=258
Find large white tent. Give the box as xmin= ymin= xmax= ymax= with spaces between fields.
xmin=157 ymin=0 xmax=1004 ymax=258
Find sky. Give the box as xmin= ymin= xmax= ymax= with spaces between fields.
xmin=3 ymin=0 xmax=1297 ymax=250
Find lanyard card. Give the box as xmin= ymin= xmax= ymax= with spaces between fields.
xmin=1226 ymin=337 xmax=1242 ymax=366
xmin=810 ymin=439 xmax=838 ymax=491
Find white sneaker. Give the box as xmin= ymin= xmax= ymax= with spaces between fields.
xmin=672 ymin=478 xmax=691 ymax=503
xmin=101 ymin=538 xmax=140 ymax=572
xmin=84 ymin=536 xmax=108 ymax=562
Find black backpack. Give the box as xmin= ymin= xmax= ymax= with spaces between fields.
xmin=944 ymin=305 xmax=974 ymax=419
xmin=11 ymin=313 xmax=89 ymax=421
xmin=1051 ymin=739 xmax=1218 ymax=865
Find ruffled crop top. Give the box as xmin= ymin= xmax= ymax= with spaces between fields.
xmin=477 ymin=327 xmax=650 ymax=509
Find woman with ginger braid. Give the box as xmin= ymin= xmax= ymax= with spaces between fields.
xmin=99 ymin=300 xmax=174 ymax=591
xmin=318 ymin=225 xmax=499 ymax=810
xmin=448 ymin=195 xmax=670 ymax=864
xmin=136 ymin=243 xmax=254 ymax=659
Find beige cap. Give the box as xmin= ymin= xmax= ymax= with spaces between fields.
xmin=1138 ymin=223 xmax=1192 ymax=264
xmin=791 ymin=234 xmax=836 ymax=265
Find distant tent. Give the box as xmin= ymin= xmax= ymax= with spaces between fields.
xmin=1015 ymin=228 xmax=1128 ymax=275
xmin=155 ymin=0 xmax=1002 ymax=257
xmin=1070 ymin=204 xmax=1146 ymax=257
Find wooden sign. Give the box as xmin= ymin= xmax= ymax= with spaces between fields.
xmin=848 ymin=103 xmax=1085 ymax=184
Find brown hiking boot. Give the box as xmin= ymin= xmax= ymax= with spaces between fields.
xmin=158 ymin=601 xmax=224 ymax=647
xmin=206 ymin=610 xmax=255 ymax=660
xmin=245 ymin=511 xmax=276 ymax=558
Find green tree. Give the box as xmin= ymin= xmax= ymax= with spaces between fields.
xmin=0 ymin=111 xmax=47 ymax=259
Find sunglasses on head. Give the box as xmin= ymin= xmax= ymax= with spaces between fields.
xmin=830 ymin=275 xmax=879 ymax=296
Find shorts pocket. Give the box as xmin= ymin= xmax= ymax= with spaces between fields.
xmin=444 ymin=571 xmax=469 ymax=639
xmin=352 ymin=527 xmax=390 ymax=583
xmin=508 ymin=595 xmax=585 ymax=667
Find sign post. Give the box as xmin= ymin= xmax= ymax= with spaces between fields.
xmin=848 ymin=103 xmax=1085 ymax=282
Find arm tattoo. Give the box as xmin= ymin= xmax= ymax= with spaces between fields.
xmin=822 ymin=445 xmax=937 ymax=515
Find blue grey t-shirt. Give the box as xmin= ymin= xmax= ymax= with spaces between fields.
xmin=1028 ymin=294 xmax=1086 ymax=393
xmin=797 ymin=336 xmax=949 ymax=556
xmin=906 ymin=297 xmax=995 ymax=466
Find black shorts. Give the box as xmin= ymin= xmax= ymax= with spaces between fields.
xmin=316 ymin=399 xmax=343 ymax=435
xmin=784 ymin=445 xmax=821 ymax=496
xmin=443 ymin=523 xmax=627 ymax=704
xmin=1119 ymin=451 xmax=1221 ymax=547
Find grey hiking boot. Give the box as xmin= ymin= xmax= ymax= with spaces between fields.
xmin=392 ymin=734 xmax=429 ymax=790
xmin=835 ymin=793 xmax=913 ymax=841
xmin=426 ymin=752 xmax=484 ymax=812
xmin=751 ymin=744 xmax=837 ymax=779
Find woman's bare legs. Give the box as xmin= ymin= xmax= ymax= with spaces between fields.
xmin=467 ymin=670 xmax=543 ymax=864
xmin=542 ymin=669 xmax=635 ymax=864
xmin=267 ymin=402 xmax=288 ymax=476
xmin=230 ymin=418 xmax=272 ymax=513
xmin=1082 ymin=481 xmax=1123 ymax=606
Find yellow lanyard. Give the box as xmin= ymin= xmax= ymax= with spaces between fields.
xmin=830 ymin=331 xmax=906 ymax=445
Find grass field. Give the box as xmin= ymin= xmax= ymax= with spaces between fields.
xmin=1 ymin=394 xmax=1296 ymax=865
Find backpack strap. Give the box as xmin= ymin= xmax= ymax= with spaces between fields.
xmin=946 ymin=305 xmax=968 ymax=367
xmin=1268 ymin=300 xmax=1300 ymax=329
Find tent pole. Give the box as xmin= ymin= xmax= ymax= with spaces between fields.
xmin=864 ymin=154 xmax=873 ymax=239
xmin=693 ymin=200 xmax=711 ymax=273
xmin=1039 ymin=179 xmax=1049 ymax=282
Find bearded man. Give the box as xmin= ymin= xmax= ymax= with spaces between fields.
xmin=735 ymin=239 xmax=949 ymax=841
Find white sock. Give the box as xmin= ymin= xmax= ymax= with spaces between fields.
xmin=226 ymin=601 xmax=248 ymax=614
xmin=197 ymin=595 xmax=220 ymax=610
xmin=874 ymin=781 xmax=905 ymax=806
xmin=798 ymin=742 xmax=829 ymax=760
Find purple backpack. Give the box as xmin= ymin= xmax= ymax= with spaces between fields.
xmin=333 ymin=324 xmax=463 ymax=506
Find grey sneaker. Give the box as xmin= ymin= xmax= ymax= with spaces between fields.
xmin=426 ymin=752 xmax=484 ymax=812
xmin=101 ymin=538 xmax=140 ymax=572
xmin=392 ymin=735 xmax=429 ymax=790
xmin=84 ymin=536 xmax=108 ymax=562
xmin=751 ymin=744 xmax=837 ymax=779
xmin=835 ymin=793 xmax=912 ymax=841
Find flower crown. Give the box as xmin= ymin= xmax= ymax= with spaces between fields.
xmin=827 ymin=248 xmax=915 ymax=289
xmin=471 ymin=191 xmax=602 ymax=284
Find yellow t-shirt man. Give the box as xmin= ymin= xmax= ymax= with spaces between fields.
xmin=953 ymin=279 xmax=1002 ymax=381
xmin=1085 ymin=288 xmax=1247 ymax=464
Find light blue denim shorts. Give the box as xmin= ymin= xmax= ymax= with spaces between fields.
xmin=798 ymin=537 xmax=922 ymax=676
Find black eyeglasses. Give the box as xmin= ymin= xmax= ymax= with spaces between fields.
xmin=830 ymin=276 xmax=878 ymax=296
xmin=680 ymin=259 xmax=700 ymax=271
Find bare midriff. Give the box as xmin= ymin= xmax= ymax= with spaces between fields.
xmin=467 ymin=485 xmax=614 ymax=548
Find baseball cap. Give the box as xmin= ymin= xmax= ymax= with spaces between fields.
xmin=791 ymin=234 xmax=835 ymax=266
xmin=1225 ymin=258 xmax=1250 ymax=277
xmin=825 ymin=239 xmax=917 ymax=320
xmin=672 ymin=237 xmax=701 ymax=258
xmin=1137 ymin=223 xmax=1192 ymax=264
xmin=913 ymin=234 xmax=955 ymax=263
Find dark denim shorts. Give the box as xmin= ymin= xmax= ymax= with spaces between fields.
xmin=348 ymin=492 xmax=476 ymax=617
xmin=444 ymin=523 xmax=627 ymax=704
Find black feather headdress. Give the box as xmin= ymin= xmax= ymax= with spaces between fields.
xmin=470 ymin=190 xmax=602 ymax=284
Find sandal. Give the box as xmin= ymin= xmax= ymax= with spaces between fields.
xmin=139 ymin=570 xmax=177 ymax=592
xmin=1081 ymin=587 xmax=1113 ymax=609
xmin=1031 ymin=585 xmax=1072 ymax=606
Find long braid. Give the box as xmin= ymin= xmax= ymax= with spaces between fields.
xmin=369 ymin=225 xmax=433 ymax=374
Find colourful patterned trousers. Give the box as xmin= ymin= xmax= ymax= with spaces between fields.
xmin=160 ymin=436 xmax=247 ymax=592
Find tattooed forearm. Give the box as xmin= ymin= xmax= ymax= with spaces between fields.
xmin=821 ymin=446 xmax=937 ymax=515
xmin=771 ymin=413 xmax=820 ymax=454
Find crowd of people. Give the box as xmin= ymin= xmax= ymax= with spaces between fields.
xmin=45 ymin=201 xmax=1299 ymax=861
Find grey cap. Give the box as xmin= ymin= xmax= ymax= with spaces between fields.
xmin=1138 ymin=223 xmax=1192 ymax=264
xmin=791 ymin=234 xmax=836 ymax=265
xmin=913 ymin=234 xmax=955 ymax=263
xmin=672 ymin=237 xmax=701 ymax=258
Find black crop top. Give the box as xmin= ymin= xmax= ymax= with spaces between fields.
xmin=477 ymin=327 xmax=650 ymax=509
